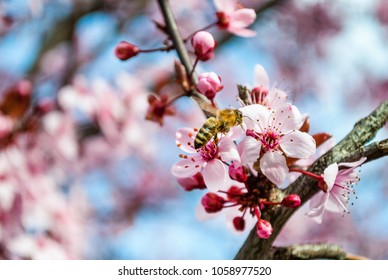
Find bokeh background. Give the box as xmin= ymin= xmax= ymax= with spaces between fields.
xmin=0 ymin=0 xmax=387 ymax=259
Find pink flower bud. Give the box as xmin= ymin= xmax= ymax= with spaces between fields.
xmin=281 ymin=194 xmax=301 ymax=208
xmin=256 ymin=219 xmax=273 ymax=239
xmin=226 ymin=186 xmax=244 ymax=201
xmin=233 ymin=217 xmax=245 ymax=231
xmin=191 ymin=31 xmax=216 ymax=61
xmin=114 ymin=41 xmax=140 ymax=60
xmin=201 ymin=192 xmax=225 ymax=213
xmin=229 ymin=162 xmax=248 ymax=183
xmin=176 ymin=172 xmax=206 ymax=191
xmin=197 ymin=72 xmax=223 ymax=100
xmin=145 ymin=93 xmax=176 ymax=126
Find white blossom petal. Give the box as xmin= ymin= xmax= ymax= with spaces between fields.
xmin=203 ymin=159 xmax=228 ymax=192
xmin=254 ymin=65 xmax=270 ymax=89
xmin=260 ymin=151 xmax=288 ymax=185
xmin=280 ymin=130 xmax=316 ymax=159
xmin=306 ymin=192 xmax=329 ymax=224
xmin=267 ymin=88 xmax=288 ymax=109
xmin=325 ymin=192 xmax=348 ymax=213
xmin=338 ymin=157 xmax=367 ymax=168
xmin=229 ymin=9 xmax=256 ymax=28
xmin=176 ymin=127 xmax=197 ymax=153
xmin=322 ymin=163 xmax=338 ymax=191
xmin=268 ymin=103 xmax=303 ymax=133
xmin=171 ymin=156 xmax=203 ymax=178
xmin=218 ymin=138 xmax=240 ymax=162
xmin=240 ymin=104 xmax=270 ymax=131
xmin=237 ymin=137 xmax=261 ymax=165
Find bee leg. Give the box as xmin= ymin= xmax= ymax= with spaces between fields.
xmin=214 ymin=134 xmax=219 ymax=146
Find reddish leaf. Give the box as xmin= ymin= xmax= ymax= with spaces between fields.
xmin=299 ymin=116 xmax=310 ymax=133
xmin=312 ymin=132 xmax=332 ymax=148
xmin=0 ymin=81 xmax=32 ymax=119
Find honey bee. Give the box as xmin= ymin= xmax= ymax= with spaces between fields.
xmin=194 ymin=108 xmax=243 ymax=149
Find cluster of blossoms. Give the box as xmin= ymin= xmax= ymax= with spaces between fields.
xmin=113 ymin=0 xmax=367 ymax=240
xmin=171 ymin=64 xmax=367 ymax=238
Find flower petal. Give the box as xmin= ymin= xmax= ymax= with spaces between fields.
xmin=240 ymin=104 xmax=270 ymax=132
xmin=237 ymin=136 xmax=261 ymax=165
xmin=306 ymin=192 xmax=329 ymax=224
xmin=322 ymin=163 xmax=338 ymax=191
xmin=214 ymin=0 xmax=235 ymax=13
xmin=203 ymin=159 xmax=228 ymax=192
xmin=229 ymin=9 xmax=256 ymax=28
xmin=267 ymin=88 xmax=287 ymax=109
xmin=254 ymin=65 xmax=270 ymax=89
xmin=325 ymin=191 xmax=348 ymax=213
xmin=280 ymin=130 xmax=316 ymax=158
xmin=228 ymin=27 xmax=257 ymax=37
xmin=268 ymin=103 xmax=303 ymax=133
xmin=218 ymin=137 xmax=240 ymax=162
xmin=260 ymin=151 xmax=288 ymax=185
xmin=171 ymin=156 xmax=204 ymax=178
xmin=175 ymin=127 xmax=197 ymax=153
xmin=338 ymin=157 xmax=367 ymax=168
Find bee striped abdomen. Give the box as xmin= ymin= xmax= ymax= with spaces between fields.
xmin=194 ymin=117 xmax=218 ymax=149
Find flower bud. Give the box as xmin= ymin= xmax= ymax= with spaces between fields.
xmin=114 ymin=41 xmax=140 ymax=60
xmin=191 ymin=31 xmax=216 ymax=61
xmin=197 ymin=72 xmax=223 ymax=100
xmin=233 ymin=217 xmax=245 ymax=231
xmin=145 ymin=94 xmax=176 ymax=126
xmin=281 ymin=194 xmax=301 ymax=208
xmin=229 ymin=162 xmax=247 ymax=183
xmin=201 ymin=193 xmax=225 ymax=213
xmin=256 ymin=219 xmax=273 ymax=239
xmin=176 ymin=172 xmax=206 ymax=191
xmin=226 ymin=186 xmax=243 ymax=201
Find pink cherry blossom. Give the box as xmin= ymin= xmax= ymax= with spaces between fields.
xmin=191 ymin=31 xmax=216 ymax=61
xmin=214 ymin=0 xmax=257 ymax=37
xmin=197 ymin=72 xmax=224 ymax=101
xmin=239 ymin=103 xmax=316 ymax=185
xmin=171 ymin=127 xmax=239 ymax=191
xmin=250 ymin=64 xmax=288 ymax=109
xmin=306 ymin=157 xmax=367 ymax=224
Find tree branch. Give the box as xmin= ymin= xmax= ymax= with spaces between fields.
xmin=235 ymin=101 xmax=388 ymax=259
xmin=273 ymin=243 xmax=347 ymax=260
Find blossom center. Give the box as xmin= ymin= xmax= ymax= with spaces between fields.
xmin=216 ymin=12 xmax=230 ymax=28
xmin=198 ymin=141 xmax=218 ymax=161
xmin=246 ymin=129 xmax=280 ymax=152
xmin=260 ymin=130 xmax=280 ymax=151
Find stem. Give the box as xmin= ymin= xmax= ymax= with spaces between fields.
xmin=183 ymin=21 xmax=218 ymax=43
xmin=157 ymin=0 xmax=196 ymax=83
xmin=165 ymin=92 xmax=188 ymax=106
xmin=189 ymin=57 xmax=199 ymax=82
xmin=288 ymin=168 xmax=323 ymax=181
xmin=140 ymin=45 xmax=174 ymax=53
